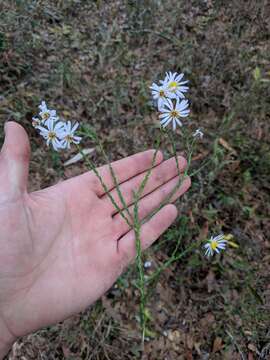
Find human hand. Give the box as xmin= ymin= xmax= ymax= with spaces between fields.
xmin=0 ymin=122 xmax=190 ymax=357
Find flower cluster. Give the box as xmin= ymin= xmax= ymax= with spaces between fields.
xmin=150 ymin=71 xmax=190 ymax=130
xmin=203 ymin=234 xmax=227 ymax=257
xmin=32 ymin=101 xmax=81 ymax=151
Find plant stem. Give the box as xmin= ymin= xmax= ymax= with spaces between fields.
xmin=147 ymin=242 xmax=197 ymax=285
xmin=75 ymin=144 xmax=132 ymax=227
xmin=133 ymin=194 xmax=146 ymax=346
xmin=131 ymin=136 xmax=161 ymax=345
xmin=142 ymin=128 xmax=195 ymax=225
xmin=96 ymin=137 xmax=132 ymax=222
xmin=165 ymin=129 xmax=181 ymax=176
xmin=189 ymin=158 xmax=212 ymax=177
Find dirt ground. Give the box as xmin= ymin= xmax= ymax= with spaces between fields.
xmin=0 ymin=1 xmax=270 ymax=359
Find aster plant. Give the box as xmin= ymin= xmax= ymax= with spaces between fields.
xmin=31 ymin=71 xmax=231 ymax=347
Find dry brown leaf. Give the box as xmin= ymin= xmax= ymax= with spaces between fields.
xmin=167 ymin=330 xmax=184 ymax=343
xmin=194 ymin=342 xmax=201 ymax=355
xmin=212 ymin=337 xmax=223 ymax=353
xmin=218 ymin=137 xmax=237 ymax=155
xmin=248 ymin=343 xmax=257 ymax=352
xmin=185 ymin=350 xmax=193 ymax=360
xmin=206 ymin=269 xmax=216 ymax=293
xmin=200 ymin=313 xmax=215 ymax=328
xmin=101 ymin=296 xmax=121 ymax=322
xmin=198 ymin=221 xmax=209 ymax=240
xmin=185 ymin=333 xmax=194 ymax=350
xmin=192 ymin=150 xmax=209 ymax=161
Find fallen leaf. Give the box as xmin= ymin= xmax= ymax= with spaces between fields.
xmin=101 ymin=296 xmax=121 ymax=322
xmin=194 ymin=342 xmax=201 ymax=355
xmin=248 ymin=343 xmax=257 ymax=352
xmin=218 ymin=137 xmax=237 ymax=155
xmin=64 ymin=148 xmax=95 ymax=166
xmin=186 ymin=333 xmax=194 ymax=350
xmin=212 ymin=337 xmax=223 ymax=353
xmin=192 ymin=150 xmax=209 ymax=161
xmin=206 ymin=269 xmax=216 ymax=293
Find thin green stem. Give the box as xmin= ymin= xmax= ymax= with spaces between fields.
xmin=133 ymin=193 xmax=146 ymax=345
xmin=165 ymin=129 xmax=181 ymax=176
xmin=78 ymin=125 xmax=198 ymax=346
xmin=142 ymin=128 xmax=195 ymax=225
xmin=75 ymin=144 xmax=132 ymax=227
xmin=185 ymin=137 xmax=196 ymax=176
xmin=131 ymin=134 xmax=161 ymax=345
xmin=147 ymin=242 xmax=197 ymax=285
xmin=137 ymin=138 xmax=161 ymax=199
xmin=141 ymin=172 xmax=185 ymax=225
xmin=189 ymin=158 xmax=212 ymax=177
xmin=96 ymin=137 xmax=132 ymax=222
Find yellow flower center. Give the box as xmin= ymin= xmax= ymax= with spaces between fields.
xmin=32 ymin=119 xmax=40 ymax=127
xmin=48 ymin=131 xmax=56 ymax=140
xmin=168 ymin=81 xmax=178 ymax=90
xmin=65 ymin=135 xmax=73 ymax=143
xmin=210 ymin=240 xmax=218 ymax=251
xmin=42 ymin=112 xmax=50 ymax=120
xmin=159 ymin=90 xmax=165 ymax=97
xmin=170 ymin=110 xmax=179 ymax=118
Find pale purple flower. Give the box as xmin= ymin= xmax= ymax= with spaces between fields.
xmin=150 ymin=82 xmax=170 ymax=110
xmin=159 ymin=98 xmax=190 ymax=130
xmin=204 ymin=234 xmax=227 ymax=257
xmin=162 ymin=72 xmax=189 ymax=99
xmin=38 ymin=101 xmax=57 ymax=124
xmin=37 ymin=118 xmax=65 ymax=151
xmin=59 ymin=121 xmax=82 ymax=149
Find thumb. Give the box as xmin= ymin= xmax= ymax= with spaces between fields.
xmin=0 ymin=121 xmax=30 ymax=199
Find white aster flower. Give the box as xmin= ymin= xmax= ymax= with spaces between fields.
xmin=204 ymin=234 xmax=227 ymax=257
xmin=38 ymin=101 xmax=57 ymax=124
xmin=32 ymin=117 xmax=42 ymax=128
xmin=37 ymin=118 xmax=65 ymax=151
xmin=150 ymin=82 xmax=170 ymax=110
xmin=159 ymin=98 xmax=190 ymax=130
xmin=193 ymin=128 xmax=204 ymax=139
xmin=163 ymin=72 xmax=189 ymax=99
xmin=59 ymin=121 xmax=82 ymax=149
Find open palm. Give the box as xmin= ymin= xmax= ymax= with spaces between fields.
xmin=0 ymin=122 xmax=190 ymax=344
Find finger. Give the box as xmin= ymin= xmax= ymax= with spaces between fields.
xmin=0 ymin=122 xmax=30 ymax=200
xmin=113 ymin=176 xmax=191 ymax=233
xmin=75 ymin=149 xmax=163 ymax=196
xmin=103 ymin=156 xmax=187 ymax=214
xmin=117 ymin=204 xmax=177 ymax=266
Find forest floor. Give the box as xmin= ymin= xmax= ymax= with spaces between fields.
xmin=0 ymin=1 xmax=270 ymax=359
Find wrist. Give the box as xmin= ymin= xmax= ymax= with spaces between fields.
xmin=0 ymin=318 xmax=16 ymax=359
